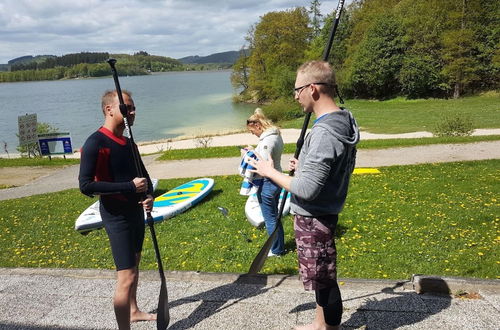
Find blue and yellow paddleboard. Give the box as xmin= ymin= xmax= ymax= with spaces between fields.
xmin=75 ymin=179 xmax=159 ymax=233
xmin=75 ymin=178 xmax=214 ymax=234
xmin=150 ymin=178 xmax=214 ymax=222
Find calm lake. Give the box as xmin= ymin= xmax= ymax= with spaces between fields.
xmin=0 ymin=70 xmax=255 ymax=156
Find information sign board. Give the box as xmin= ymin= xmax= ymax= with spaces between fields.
xmin=18 ymin=114 xmax=38 ymax=145
xmin=38 ymin=133 xmax=73 ymax=156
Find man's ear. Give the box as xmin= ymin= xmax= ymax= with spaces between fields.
xmin=104 ymin=104 xmax=113 ymax=117
xmin=311 ymin=84 xmax=321 ymax=101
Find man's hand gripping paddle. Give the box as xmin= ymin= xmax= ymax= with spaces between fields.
xmin=248 ymin=0 xmax=346 ymax=275
xmin=107 ymin=59 xmax=170 ymax=330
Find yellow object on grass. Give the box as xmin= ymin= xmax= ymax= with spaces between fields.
xmin=353 ymin=168 xmax=381 ymax=174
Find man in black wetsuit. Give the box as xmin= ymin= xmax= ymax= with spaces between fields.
xmin=79 ymin=90 xmax=156 ymax=329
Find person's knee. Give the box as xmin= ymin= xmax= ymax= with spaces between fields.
xmin=260 ymin=190 xmax=277 ymax=203
xmin=117 ymin=268 xmax=137 ymax=289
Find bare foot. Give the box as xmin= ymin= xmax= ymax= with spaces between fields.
xmin=295 ymin=324 xmax=339 ymax=330
xmin=130 ymin=310 xmax=157 ymax=323
xmin=295 ymin=325 xmax=316 ymax=330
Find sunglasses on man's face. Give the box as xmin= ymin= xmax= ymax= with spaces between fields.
xmin=293 ymin=82 xmax=329 ymax=96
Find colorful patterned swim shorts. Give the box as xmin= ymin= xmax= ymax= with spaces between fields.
xmin=294 ymin=214 xmax=338 ymax=291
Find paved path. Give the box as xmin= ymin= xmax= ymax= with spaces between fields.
xmin=0 ymin=268 xmax=498 ymax=329
xmin=1 ymin=140 xmax=499 ymax=201
xmin=145 ymin=141 xmax=500 ymax=179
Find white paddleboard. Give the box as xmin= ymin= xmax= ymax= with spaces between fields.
xmin=245 ymin=188 xmax=291 ymax=228
xmin=75 ymin=179 xmax=159 ymax=234
xmin=76 ymin=177 xmax=215 ymax=234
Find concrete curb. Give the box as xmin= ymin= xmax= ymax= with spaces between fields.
xmin=1 ymin=267 xmax=497 ymax=295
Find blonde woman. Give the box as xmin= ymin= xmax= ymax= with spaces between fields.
xmin=245 ymin=108 xmax=285 ymax=256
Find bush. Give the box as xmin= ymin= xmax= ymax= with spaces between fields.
xmin=262 ymin=98 xmax=303 ymax=123
xmin=16 ymin=122 xmax=59 ymax=157
xmin=434 ymin=115 xmax=474 ymax=137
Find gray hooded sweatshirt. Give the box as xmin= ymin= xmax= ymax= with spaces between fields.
xmin=290 ymin=109 xmax=360 ymax=216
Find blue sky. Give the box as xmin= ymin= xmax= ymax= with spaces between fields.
xmin=0 ymin=0 xmax=350 ymax=63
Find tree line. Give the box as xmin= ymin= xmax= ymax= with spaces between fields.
xmin=0 ymin=52 xmax=184 ymax=83
xmin=10 ymin=52 xmax=110 ymax=71
xmin=232 ymin=0 xmax=499 ymax=101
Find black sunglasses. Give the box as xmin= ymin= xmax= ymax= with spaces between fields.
xmin=293 ymin=82 xmax=329 ymax=94
xmin=246 ymin=120 xmax=258 ymax=125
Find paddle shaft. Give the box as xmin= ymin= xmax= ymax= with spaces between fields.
xmin=248 ymin=0 xmax=346 ymax=275
xmin=107 ymin=59 xmax=170 ymax=330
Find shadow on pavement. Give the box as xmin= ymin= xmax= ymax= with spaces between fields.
xmin=0 ymin=324 xmax=86 ymax=330
xmin=167 ymin=274 xmax=292 ymax=330
xmin=290 ymin=280 xmax=452 ymax=329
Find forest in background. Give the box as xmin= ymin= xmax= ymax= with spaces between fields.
xmin=0 ymin=51 xmax=232 ymax=83
xmin=2 ymin=0 xmax=498 ymax=100
xmin=231 ymin=0 xmax=499 ymax=101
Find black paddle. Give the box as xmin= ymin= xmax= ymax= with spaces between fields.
xmin=248 ymin=0 xmax=346 ymax=275
xmin=107 ymin=58 xmax=170 ymax=330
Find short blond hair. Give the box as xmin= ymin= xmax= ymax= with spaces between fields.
xmin=297 ymin=61 xmax=336 ymax=97
xmin=101 ymin=89 xmax=132 ymax=114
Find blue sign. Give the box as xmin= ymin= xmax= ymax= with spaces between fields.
xmin=38 ymin=133 xmax=73 ymax=156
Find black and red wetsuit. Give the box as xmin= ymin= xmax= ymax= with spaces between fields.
xmin=79 ymin=126 xmax=153 ymax=270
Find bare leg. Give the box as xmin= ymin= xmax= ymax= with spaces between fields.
xmin=130 ymin=253 xmax=157 ymax=323
xmin=295 ymin=304 xmax=339 ymax=330
xmin=114 ymin=268 xmax=136 ymax=330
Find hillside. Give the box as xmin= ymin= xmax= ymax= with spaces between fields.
xmin=8 ymin=55 xmax=56 ymax=65
xmin=178 ymin=50 xmax=242 ymax=64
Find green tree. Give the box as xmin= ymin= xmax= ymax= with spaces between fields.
xmin=440 ymin=0 xmax=481 ymax=98
xmin=472 ymin=0 xmax=500 ymax=91
xmin=395 ymin=0 xmax=449 ymax=98
xmin=343 ymin=12 xmax=406 ymax=98
xmin=308 ymin=0 xmax=323 ymax=37
xmin=245 ymin=8 xmax=312 ymax=101
xmin=230 ymin=47 xmax=250 ymax=95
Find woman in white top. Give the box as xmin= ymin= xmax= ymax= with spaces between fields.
xmin=246 ymin=108 xmax=285 ymax=256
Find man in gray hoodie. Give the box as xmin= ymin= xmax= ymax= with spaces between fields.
xmin=250 ymin=60 xmax=359 ymax=330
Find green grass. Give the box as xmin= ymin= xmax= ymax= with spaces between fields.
xmin=0 ymin=157 xmax=79 ymax=167
xmin=156 ymin=135 xmax=500 ymax=160
xmin=280 ymin=93 xmax=500 ymax=133
xmin=356 ymin=135 xmax=500 ymax=150
xmin=0 ymin=160 xmax=498 ymax=280
xmin=0 ymin=136 xmax=498 ymax=166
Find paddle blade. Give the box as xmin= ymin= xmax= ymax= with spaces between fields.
xmin=248 ymin=228 xmax=277 ymax=274
xmin=156 ymin=280 xmax=170 ymax=330
xmin=248 ymin=190 xmax=289 ymax=274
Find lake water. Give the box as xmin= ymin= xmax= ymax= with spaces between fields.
xmin=0 ymin=70 xmax=255 ymax=156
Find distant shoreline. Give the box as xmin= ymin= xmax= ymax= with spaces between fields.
xmin=0 ymin=68 xmax=234 ymax=84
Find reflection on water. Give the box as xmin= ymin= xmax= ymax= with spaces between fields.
xmin=0 ymin=70 xmax=254 ymax=154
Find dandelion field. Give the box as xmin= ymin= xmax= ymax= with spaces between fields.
xmin=0 ymin=160 xmax=498 ymax=280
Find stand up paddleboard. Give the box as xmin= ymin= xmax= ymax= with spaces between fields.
xmin=75 ymin=178 xmax=214 ymax=234
xmin=75 ymin=179 xmax=158 ymax=234
xmin=245 ymin=188 xmax=291 ymax=228
xmin=149 ymin=177 xmax=214 ymax=223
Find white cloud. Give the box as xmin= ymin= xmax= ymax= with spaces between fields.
xmin=0 ymin=0 xmax=350 ymax=63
